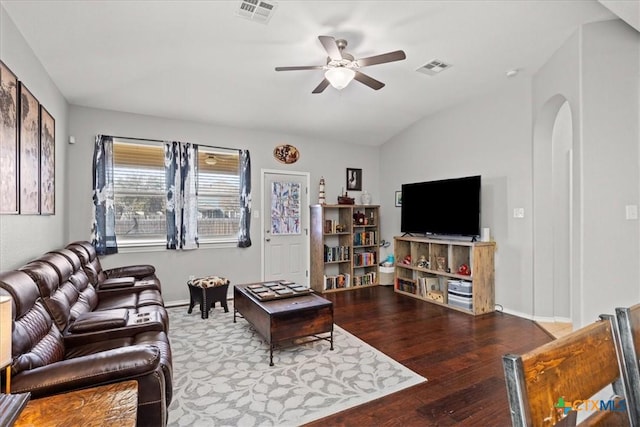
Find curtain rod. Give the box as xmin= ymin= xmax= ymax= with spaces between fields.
xmin=106 ymin=134 xmax=241 ymax=153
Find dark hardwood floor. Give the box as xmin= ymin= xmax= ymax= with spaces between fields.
xmin=304 ymin=286 xmax=553 ymax=427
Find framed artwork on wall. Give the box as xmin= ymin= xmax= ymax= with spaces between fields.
xmin=18 ymin=82 xmax=40 ymax=215
xmin=395 ymin=190 xmax=402 ymax=207
xmin=346 ymin=168 xmax=362 ymax=191
xmin=40 ymin=105 xmax=55 ymax=215
xmin=0 ymin=61 xmax=19 ymax=214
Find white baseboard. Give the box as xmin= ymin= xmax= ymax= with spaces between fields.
xmin=165 ymin=297 xmax=233 ymax=308
xmin=166 ymin=299 xmax=190 ymax=308
xmin=533 ymin=315 xmax=572 ymax=323
xmin=496 ymin=307 xmax=571 ymax=324
xmin=499 ymin=307 xmax=534 ymax=320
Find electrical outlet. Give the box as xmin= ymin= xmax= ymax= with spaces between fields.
xmin=513 ymin=208 xmax=525 ymax=218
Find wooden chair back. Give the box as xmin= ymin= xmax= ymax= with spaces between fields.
xmin=503 ymin=317 xmax=630 ymax=426
xmin=614 ymin=304 xmax=640 ymax=425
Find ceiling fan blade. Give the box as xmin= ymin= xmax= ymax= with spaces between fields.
xmin=356 ymin=50 xmax=406 ymax=67
xmin=354 ymin=71 xmax=385 ymax=90
xmin=318 ymin=35 xmax=343 ymax=61
xmin=275 ymin=65 xmax=325 ymax=71
xmin=312 ymin=79 xmax=330 ymax=94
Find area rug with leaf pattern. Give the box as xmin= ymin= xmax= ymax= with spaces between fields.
xmin=166 ymin=303 xmax=426 ymax=426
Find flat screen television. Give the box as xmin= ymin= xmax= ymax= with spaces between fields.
xmin=401 ymin=175 xmax=481 ymax=237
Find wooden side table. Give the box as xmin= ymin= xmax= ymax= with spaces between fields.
xmin=14 ymin=381 xmax=137 ymax=427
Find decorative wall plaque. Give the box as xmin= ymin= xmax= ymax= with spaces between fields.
xmin=273 ymin=144 xmax=299 ymax=164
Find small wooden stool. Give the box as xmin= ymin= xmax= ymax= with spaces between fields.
xmin=187 ymin=276 xmax=230 ymax=319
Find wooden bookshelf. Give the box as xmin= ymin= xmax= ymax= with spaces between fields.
xmin=310 ymin=204 xmax=380 ymax=293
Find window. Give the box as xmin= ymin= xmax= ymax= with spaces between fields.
xmin=112 ymin=138 xmax=240 ymax=246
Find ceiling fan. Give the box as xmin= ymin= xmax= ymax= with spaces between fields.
xmin=275 ymin=35 xmax=406 ymax=94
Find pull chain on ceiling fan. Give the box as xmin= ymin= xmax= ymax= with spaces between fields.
xmin=275 ymin=35 xmax=406 ymax=94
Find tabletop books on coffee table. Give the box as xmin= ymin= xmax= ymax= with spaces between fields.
xmin=246 ymin=281 xmax=312 ymax=301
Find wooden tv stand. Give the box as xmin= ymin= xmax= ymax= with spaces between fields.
xmin=393 ymin=236 xmax=495 ymax=315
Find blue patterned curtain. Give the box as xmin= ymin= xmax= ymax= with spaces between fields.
xmin=165 ymin=141 xmax=199 ymax=250
xmin=238 ymin=149 xmax=252 ymax=248
xmin=91 ymin=135 xmax=118 ymax=255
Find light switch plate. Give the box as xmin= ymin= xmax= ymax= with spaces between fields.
xmin=625 ymin=205 xmax=638 ymax=220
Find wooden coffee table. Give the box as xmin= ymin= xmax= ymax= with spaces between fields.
xmin=234 ymin=282 xmax=334 ymax=366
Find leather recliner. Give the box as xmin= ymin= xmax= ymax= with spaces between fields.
xmin=0 ymin=270 xmax=170 ymax=426
xmin=19 ymin=250 xmax=169 ymax=332
xmin=66 ymin=241 xmax=162 ymax=293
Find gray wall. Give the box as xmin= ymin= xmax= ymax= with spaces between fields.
xmin=381 ymin=18 xmax=640 ymax=325
xmin=580 ymin=20 xmax=639 ymax=324
xmin=67 ymin=106 xmax=380 ymax=303
xmin=0 ymin=4 xmax=69 ymax=270
xmin=379 ymin=78 xmax=534 ymax=316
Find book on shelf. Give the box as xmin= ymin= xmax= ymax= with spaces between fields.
xmin=352 ymin=271 xmax=377 ymax=286
xmin=395 ymin=277 xmax=416 ymax=294
xmin=324 ymin=220 xmax=345 ymax=234
xmin=323 ymin=245 xmax=350 ymax=262
xmin=353 ymin=231 xmax=378 ymax=246
xmin=353 ymin=251 xmax=376 ymax=267
xmin=323 ymin=273 xmax=351 ymax=290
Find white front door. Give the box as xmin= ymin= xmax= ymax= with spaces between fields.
xmin=262 ymin=170 xmax=310 ymax=285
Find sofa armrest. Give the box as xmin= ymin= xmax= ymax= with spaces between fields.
xmin=99 ymin=277 xmax=136 ymax=290
xmin=67 ymin=309 xmax=129 ymax=333
xmin=96 ymin=280 xmax=160 ymax=295
xmin=105 ymin=265 xmax=156 ymax=280
xmin=63 ymin=316 xmax=165 ymax=345
xmin=11 ymin=345 xmax=161 ymax=398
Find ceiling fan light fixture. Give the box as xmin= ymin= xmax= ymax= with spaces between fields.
xmin=325 ymin=67 xmax=355 ymax=90
xmin=204 ymin=155 xmax=217 ymax=165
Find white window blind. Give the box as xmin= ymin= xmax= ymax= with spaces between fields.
xmin=196 ymin=148 xmax=241 ymax=241
xmin=112 ymin=138 xmax=240 ymax=246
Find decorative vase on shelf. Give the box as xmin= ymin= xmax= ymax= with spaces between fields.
xmin=361 ymin=190 xmax=371 ymax=205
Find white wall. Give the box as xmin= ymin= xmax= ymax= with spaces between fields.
xmin=0 ymin=4 xmax=69 ymax=270
xmin=67 ymin=106 xmax=380 ymax=303
xmin=379 ymin=78 xmax=534 ymax=316
xmin=534 ymin=19 xmax=640 ymax=326
xmin=580 ymin=19 xmax=640 ymax=324
xmin=532 ymin=30 xmax=581 ymax=323
xmin=381 ymin=18 xmax=640 ymax=322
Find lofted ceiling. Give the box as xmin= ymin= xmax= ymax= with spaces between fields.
xmin=1 ymin=0 xmax=622 ymax=146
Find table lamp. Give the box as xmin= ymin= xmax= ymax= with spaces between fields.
xmin=0 ymin=295 xmax=12 ymax=394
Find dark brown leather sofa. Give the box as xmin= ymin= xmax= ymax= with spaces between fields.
xmin=66 ymin=241 xmax=162 ymax=293
xmin=0 ymin=243 xmax=173 ymax=426
xmin=20 ymin=250 xmax=169 ymax=332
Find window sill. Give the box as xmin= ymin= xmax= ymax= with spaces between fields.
xmin=115 ymin=239 xmax=237 ymax=254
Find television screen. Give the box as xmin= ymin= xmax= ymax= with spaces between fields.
xmin=401 ymin=175 xmax=481 ymax=237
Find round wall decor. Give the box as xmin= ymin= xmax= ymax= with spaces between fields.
xmin=273 ymin=144 xmax=300 ymax=164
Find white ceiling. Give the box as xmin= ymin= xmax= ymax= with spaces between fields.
xmin=2 ymin=0 xmax=622 ymax=146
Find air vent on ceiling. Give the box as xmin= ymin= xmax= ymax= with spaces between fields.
xmin=236 ymin=0 xmax=277 ymax=24
xmin=416 ymin=59 xmax=452 ymax=76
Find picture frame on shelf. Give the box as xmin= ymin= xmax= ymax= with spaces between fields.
xmin=395 ymin=190 xmax=402 ymax=207
xmin=18 ymin=82 xmax=40 ymax=215
xmin=40 ymin=105 xmax=55 ymax=215
xmin=346 ymin=168 xmax=362 ymax=191
xmin=0 ymin=60 xmax=19 ymax=214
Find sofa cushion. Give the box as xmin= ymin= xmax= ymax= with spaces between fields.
xmin=0 ymin=271 xmax=65 ymax=374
